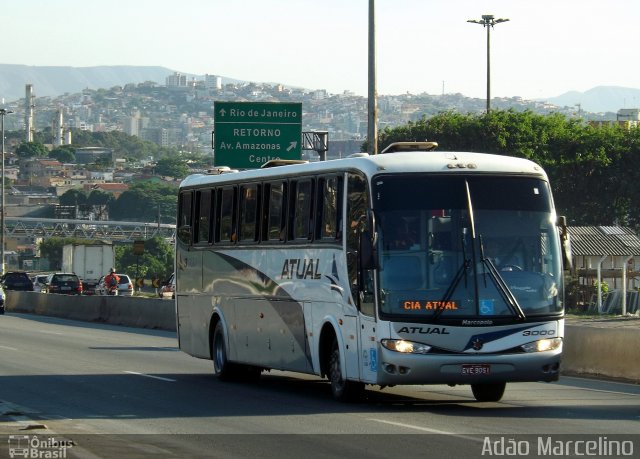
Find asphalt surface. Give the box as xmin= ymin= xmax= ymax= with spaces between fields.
xmin=1 ymin=313 xmax=638 ymax=458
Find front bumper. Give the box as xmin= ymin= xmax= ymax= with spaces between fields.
xmin=376 ymin=345 xmax=561 ymax=386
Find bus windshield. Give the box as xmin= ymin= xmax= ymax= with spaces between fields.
xmin=373 ymin=174 xmax=563 ymax=321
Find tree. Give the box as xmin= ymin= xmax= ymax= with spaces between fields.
xmin=49 ymin=146 xmax=75 ymax=163
xmin=16 ymin=141 xmax=48 ymax=159
xmin=109 ymin=181 xmax=177 ymax=223
xmin=59 ymin=189 xmax=87 ymax=206
xmin=154 ymin=157 xmax=190 ymax=178
xmin=115 ymin=236 xmax=174 ymax=281
xmin=86 ymin=189 xmax=114 ymax=207
xmin=374 ymin=110 xmax=640 ymax=228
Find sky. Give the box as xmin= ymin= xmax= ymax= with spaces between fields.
xmin=3 ymin=0 xmax=640 ymax=100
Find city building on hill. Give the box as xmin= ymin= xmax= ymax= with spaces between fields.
xmin=74 ymin=147 xmax=114 ymax=165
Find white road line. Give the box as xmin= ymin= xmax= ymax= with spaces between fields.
xmin=123 ymin=371 xmax=176 ymax=382
xmin=575 ymin=387 xmax=640 ymax=397
xmin=0 ymin=345 xmax=17 ymax=350
xmin=561 ymin=376 xmax=640 ymax=396
xmin=368 ymin=418 xmax=482 ymax=443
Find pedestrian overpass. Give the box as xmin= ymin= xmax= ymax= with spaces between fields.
xmin=5 ymin=217 xmax=176 ymax=242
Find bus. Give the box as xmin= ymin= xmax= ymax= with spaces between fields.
xmin=175 ymin=142 xmax=570 ymax=402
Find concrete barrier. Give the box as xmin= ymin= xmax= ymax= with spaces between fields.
xmin=5 ymin=291 xmax=176 ymax=332
xmin=563 ymin=322 xmax=640 ymax=382
xmin=5 ymin=292 xmax=639 ymax=382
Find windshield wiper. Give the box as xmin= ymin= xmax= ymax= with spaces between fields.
xmin=432 ymin=179 xmax=526 ymax=322
xmin=480 ymin=237 xmax=526 ymax=321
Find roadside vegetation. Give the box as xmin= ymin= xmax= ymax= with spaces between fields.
xmin=370 ymin=110 xmax=640 ymax=228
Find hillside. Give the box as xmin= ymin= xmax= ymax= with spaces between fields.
xmin=544 ymin=86 xmax=640 ymax=114
xmin=1 ymin=64 xmax=638 ymax=116
xmin=0 ymin=64 xmax=178 ymax=101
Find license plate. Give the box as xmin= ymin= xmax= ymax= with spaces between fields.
xmin=461 ymin=364 xmax=491 ymax=375
xmin=61 ymin=286 xmax=71 ymax=291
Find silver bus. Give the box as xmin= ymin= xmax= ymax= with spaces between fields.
xmin=176 ymin=142 xmax=569 ymax=402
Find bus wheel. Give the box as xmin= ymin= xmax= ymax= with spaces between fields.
xmin=212 ymin=321 xmax=235 ymax=381
xmin=471 ymin=383 xmax=506 ymax=402
xmin=328 ymin=338 xmax=363 ymax=402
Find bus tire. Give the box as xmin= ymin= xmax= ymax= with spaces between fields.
xmin=212 ymin=321 xmax=235 ymax=381
xmin=471 ymin=382 xmax=506 ymax=402
xmin=328 ymin=338 xmax=363 ymax=402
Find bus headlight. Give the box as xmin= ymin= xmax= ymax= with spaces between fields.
xmin=381 ymin=339 xmax=432 ymax=354
xmin=520 ymin=337 xmax=562 ymax=353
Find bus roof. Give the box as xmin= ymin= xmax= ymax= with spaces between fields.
xmin=179 ymin=151 xmax=547 ymax=189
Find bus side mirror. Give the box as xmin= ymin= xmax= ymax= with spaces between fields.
xmin=557 ymin=216 xmax=572 ymax=271
xmin=360 ymin=230 xmax=378 ymax=270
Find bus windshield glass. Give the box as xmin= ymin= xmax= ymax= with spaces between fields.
xmin=373 ymin=174 xmax=563 ymax=321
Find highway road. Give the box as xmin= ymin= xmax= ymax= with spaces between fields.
xmin=1 ymin=313 xmax=638 ymax=458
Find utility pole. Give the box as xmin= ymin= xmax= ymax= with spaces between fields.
xmin=367 ymin=0 xmax=378 ymax=154
xmin=0 ymin=108 xmax=14 ymax=275
xmin=467 ymin=14 xmax=509 ymax=113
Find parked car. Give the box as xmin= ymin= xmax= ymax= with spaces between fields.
xmin=95 ymin=273 xmax=134 ymax=296
xmin=31 ymin=274 xmax=50 ymax=293
xmin=1 ymin=271 xmax=34 ymax=291
xmin=159 ymin=273 xmax=175 ymax=299
xmin=0 ymin=285 xmax=5 ymax=314
xmin=46 ymin=273 xmax=83 ymax=295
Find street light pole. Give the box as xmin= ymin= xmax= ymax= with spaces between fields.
xmin=367 ymin=0 xmax=378 ymax=154
xmin=0 ymin=108 xmax=13 ymax=275
xmin=467 ymin=14 xmax=509 ymax=113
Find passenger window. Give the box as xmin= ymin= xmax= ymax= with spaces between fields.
xmin=239 ymin=184 xmax=259 ymax=242
xmin=195 ymin=189 xmax=212 ymax=244
xmin=266 ymin=182 xmax=285 ymax=241
xmin=292 ymin=179 xmax=313 ymax=240
xmin=177 ymin=191 xmax=192 ymax=245
xmin=318 ymin=175 xmax=342 ymax=241
xmin=217 ymin=186 xmax=236 ymax=243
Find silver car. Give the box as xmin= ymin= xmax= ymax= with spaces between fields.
xmin=31 ymin=274 xmax=50 ymax=293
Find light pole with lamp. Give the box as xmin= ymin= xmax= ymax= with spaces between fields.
xmin=0 ymin=108 xmax=13 ymax=275
xmin=467 ymin=14 xmax=509 ymax=113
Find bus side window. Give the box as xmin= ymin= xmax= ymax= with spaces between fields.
xmin=194 ymin=189 xmax=212 ymax=245
xmin=239 ymin=183 xmax=260 ymax=242
xmin=291 ymin=178 xmax=314 ymax=241
xmin=216 ymin=186 xmax=237 ymax=243
xmin=177 ymin=191 xmax=193 ymax=245
xmin=317 ymin=175 xmax=343 ymax=241
xmin=264 ymin=181 xmax=286 ymax=242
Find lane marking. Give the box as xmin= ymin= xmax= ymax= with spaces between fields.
xmin=574 ymin=387 xmax=640 ymax=397
xmin=123 ymin=371 xmax=176 ymax=382
xmin=0 ymin=345 xmax=17 ymax=351
xmin=368 ymin=418 xmax=482 ymax=442
xmin=560 ymin=376 xmax=640 ymax=396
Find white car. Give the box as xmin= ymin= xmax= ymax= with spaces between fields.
xmin=31 ymin=274 xmax=50 ymax=293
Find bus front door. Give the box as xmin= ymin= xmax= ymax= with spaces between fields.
xmin=358 ymin=313 xmax=378 ymax=383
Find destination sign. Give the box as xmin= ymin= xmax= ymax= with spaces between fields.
xmin=214 ymin=101 xmax=302 ymax=169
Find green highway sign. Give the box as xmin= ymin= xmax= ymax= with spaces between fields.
xmin=214 ymin=101 xmax=302 ymax=169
